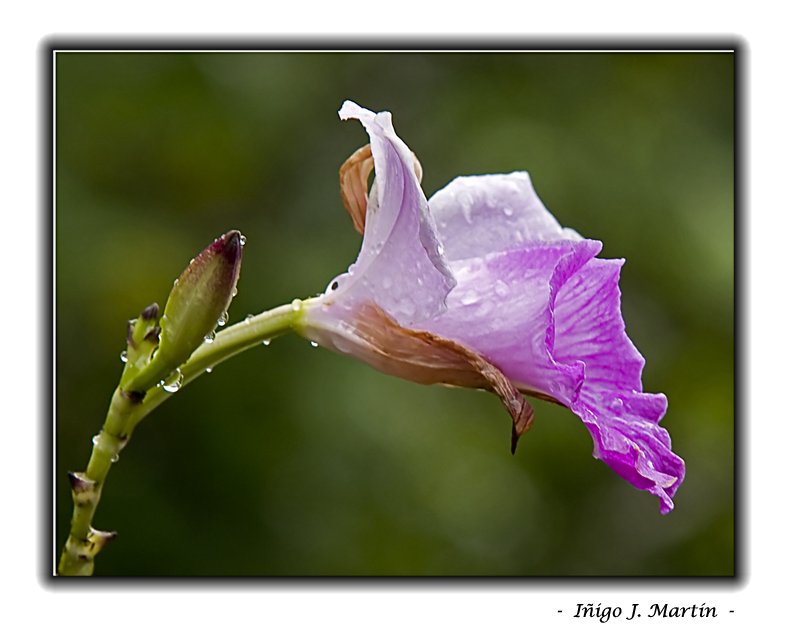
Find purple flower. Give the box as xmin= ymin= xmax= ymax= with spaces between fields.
xmin=299 ymin=101 xmax=684 ymax=513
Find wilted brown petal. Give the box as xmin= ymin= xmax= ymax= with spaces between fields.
xmin=339 ymin=144 xmax=423 ymax=235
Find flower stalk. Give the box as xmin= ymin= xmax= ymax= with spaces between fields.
xmin=57 ymin=301 xmax=303 ymax=575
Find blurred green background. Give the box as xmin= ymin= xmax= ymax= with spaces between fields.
xmin=55 ymin=52 xmax=734 ymax=576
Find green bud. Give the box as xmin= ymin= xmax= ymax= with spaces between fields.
xmin=122 ymin=231 xmax=243 ymax=393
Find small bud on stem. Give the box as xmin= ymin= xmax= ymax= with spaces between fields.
xmin=122 ymin=231 xmax=243 ymax=393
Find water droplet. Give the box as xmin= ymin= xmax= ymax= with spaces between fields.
xmin=159 ymin=370 xmax=183 ymax=393
xmin=205 ymin=367 xmax=213 ymax=374
xmin=204 ymin=331 xmax=216 ymax=343
xmin=325 ymin=279 xmax=340 ymax=294
xmin=436 ymin=244 xmax=444 ymax=256
xmin=217 ymin=311 xmax=229 ymax=327
xmin=461 ymin=289 xmax=480 ymax=306
xmin=92 ymin=434 xmax=100 ymax=447
xmin=173 ymin=278 xmax=179 ymax=286
xmin=120 ymin=351 xmax=128 ymax=363
xmin=262 ymin=339 xmax=271 ymax=346
xmin=502 ymin=206 xmax=514 ymax=217
xmin=494 ymin=280 xmax=510 ymax=297
xmin=291 ymin=299 xmax=302 ymax=312
xmin=239 ymin=235 xmax=247 ymax=246
xmin=310 ymin=341 xmax=319 ymax=348
xmin=110 ymin=454 xmax=119 ymax=463
xmin=231 ymin=287 xmax=238 ymax=297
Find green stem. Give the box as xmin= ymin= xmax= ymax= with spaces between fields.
xmin=58 ymin=301 xmax=303 ymax=576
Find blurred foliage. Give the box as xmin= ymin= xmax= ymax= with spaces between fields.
xmin=55 ymin=52 xmax=734 ymax=576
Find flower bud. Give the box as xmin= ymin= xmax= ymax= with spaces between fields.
xmin=123 ymin=231 xmax=242 ymax=393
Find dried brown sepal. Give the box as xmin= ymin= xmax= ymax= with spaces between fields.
xmin=87 ymin=527 xmax=117 ymax=555
xmin=67 ymin=471 xmax=96 ymax=495
xmin=140 ymin=303 xmax=159 ymax=322
xmin=339 ymin=144 xmax=423 ymax=235
xmin=345 ymin=304 xmax=534 ymax=453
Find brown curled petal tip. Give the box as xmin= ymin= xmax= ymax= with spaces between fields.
xmin=339 ymin=144 xmax=374 ymax=235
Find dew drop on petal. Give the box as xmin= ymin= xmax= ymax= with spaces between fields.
xmin=325 ymin=279 xmax=340 ymax=294
xmin=310 ymin=341 xmax=319 ymax=348
xmin=239 ymin=235 xmax=247 ymax=246
xmin=231 ymin=287 xmax=238 ymax=297
xmin=204 ymin=331 xmax=216 ymax=343
xmin=493 ymin=280 xmax=510 ymax=297
xmin=291 ymin=299 xmax=303 ymax=312
xmin=245 ymin=314 xmax=254 ymax=324
xmin=120 ymin=351 xmax=128 ymax=363
xmin=110 ymin=454 xmax=119 ymax=463
xmin=461 ymin=289 xmax=480 ymax=306
xmin=263 ymin=339 xmax=271 ymax=346
xmin=217 ymin=311 xmax=229 ymax=327
xmin=503 ymin=206 xmax=514 ymax=217
xmin=205 ymin=367 xmax=213 ymax=374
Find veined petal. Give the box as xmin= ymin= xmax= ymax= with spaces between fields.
xmin=328 ymin=102 xmax=455 ymax=326
xmin=576 ymin=393 xmax=683 ymax=514
xmin=428 ymin=172 xmax=582 ymax=261
xmin=418 ymin=239 xmax=603 ymax=407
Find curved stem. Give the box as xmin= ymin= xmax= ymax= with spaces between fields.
xmin=135 ymin=301 xmax=302 ymax=422
xmin=58 ymin=301 xmax=303 ymax=575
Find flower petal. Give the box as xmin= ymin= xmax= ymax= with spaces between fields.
xmin=419 ymin=239 xmax=604 ymax=407
xmin=415 ymin=236 xmax=684 ymax=511
xmin=575 ymin=392 xmax=683 ymax=514
xmin=339 ymin=144 xmax=424 ymax=236
xmin=428 ymin=172 xmax=582 ymax=261
xmin=549 ymin=256 xmax=684 ymax=513
xmin=327 ymin=102 xmax=455 ymax=326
